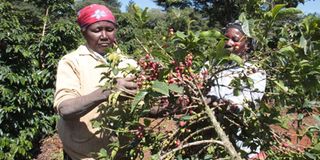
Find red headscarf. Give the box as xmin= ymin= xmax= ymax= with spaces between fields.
xmin=77 ymin=4 xmax=116 ymax=28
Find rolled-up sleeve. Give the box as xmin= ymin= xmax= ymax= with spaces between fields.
xmin=54 ymin=57 xmax=81 ymax=111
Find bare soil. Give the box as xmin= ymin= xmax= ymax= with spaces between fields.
xmin=35 ymin=134 xmax=63 ymax=160
xmin=35 ymin=110 xmax=319 ymax=160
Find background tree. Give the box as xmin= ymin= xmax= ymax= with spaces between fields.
xmin=75 ymin=0 xmax=121 ymax=13
xmin=154 ymin=0 xmax=306 ymax=27
xmin=0 ymin=0 xmax=81 ymax=159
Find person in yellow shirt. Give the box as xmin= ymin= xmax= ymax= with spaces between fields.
xmin=54 ymin=4 xmax=137 ymax=159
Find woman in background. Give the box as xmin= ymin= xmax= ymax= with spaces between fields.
xmin=207 ymin=21 xmax=267 ymax=160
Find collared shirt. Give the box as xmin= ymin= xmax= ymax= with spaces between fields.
xmin=207 ymin=62 xmax=266 ymax=110
xmin=54 ymin=45 xmax=113 ymax=159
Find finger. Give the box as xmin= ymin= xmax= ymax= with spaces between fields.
xmin=126 ymin=89 xmax=137 ymax=95
xmin=119 ymin=88 xmax=137 ymax=96
xmin=125 ymin=82 xmax=138 ymax=89
xmin=124 ymin=76 xmax=136 ymax=81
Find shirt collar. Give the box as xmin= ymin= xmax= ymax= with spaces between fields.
xmin=79 ymin=44 xmax=108 ymax=64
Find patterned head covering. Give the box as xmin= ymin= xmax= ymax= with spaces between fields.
xmin=224 ymin=20 xmax=244 ymax=35
xmin=77 ymin=4 xmax=116 ymax=28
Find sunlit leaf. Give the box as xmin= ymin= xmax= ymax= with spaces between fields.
xmin=274 ymin=80 xmax=289 ymax=93
xmin=152 ymin=81 xmax=169 ymax=96
xmin=131 ymin=91 xmax=148 ymax=112
xmin=271 ymin=4 xmax=286 ymax=19
xmin=242 ymin=20 xmax=251 ymax=37
xmin=299 ymin=35 xmax=308 ymax=54
xmin=168 ymin=84 xmax=183 ymax=94
xmin=175 ymin=31 xmax=187 ymax=41
xmin=279 ymin=46 xmax=295 ymax=55
xmin=278 ymin=8 xmax=303 ymax=17
xmin=229 ymin=54 xmax=243 ymax=66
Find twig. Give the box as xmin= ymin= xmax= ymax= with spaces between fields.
xmin=181 ymin=126 xmax=214 ymax=143
xmin=198 ymin=144 xmax=211 ymax=156
xmin=154 ymin=40 xmax=173 ymax=59
xmin=135 ymin=38 xmax=149 ymax=54
xmin=223 ymin=114 xmax=242 ymax=127
xmin=160 ymin=139 xmax=224 ymax=159
xmin=38 ymin=7 xmax=50 ymax=68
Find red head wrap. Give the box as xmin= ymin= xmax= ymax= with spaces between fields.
xmin=77 ymin=4 xmax=116 ymax=28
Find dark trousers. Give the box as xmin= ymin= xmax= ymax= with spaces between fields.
xmin=63 ymin=150 xmax=72 ymax=160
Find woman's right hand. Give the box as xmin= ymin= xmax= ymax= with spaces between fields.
xmin=114 ymin=76 xmax=138 ymax=97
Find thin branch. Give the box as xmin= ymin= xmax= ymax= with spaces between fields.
xmin=160 ymin=139 xmax=224 ymax=159
xmin=182 ymin=126 xmax=214 ymax=144
xmin=153 ymin=40 xmax=173 ymax=60
xmin=39 ymin=7 xmax=50 ymax=68
xmin=135 ymin=38 xmax=149 ymax=53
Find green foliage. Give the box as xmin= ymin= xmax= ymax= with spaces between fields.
xmin=238 ymin=3 xmax=320 ymax=159
xmin=0 ymin=0 xmax=81 ymax=159
xmin=75 ymin=0 xmax=121 ymax=13
xmin=96 ymin=1 xmax=320 ymax=159
xmin=154 ymin=0 xmax=306 ymax=27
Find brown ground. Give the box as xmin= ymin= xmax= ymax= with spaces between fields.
xmin=269 ymin=109 xmax=319 ymax=152
xmin=35 ymin=134 xmax=63 ymax=160
xmin=35 ymin=111 xmax=319 ymax=160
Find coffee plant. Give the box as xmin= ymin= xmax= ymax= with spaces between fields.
xmin=95 ymin=3 xmax=320 ymax=160
xmin=0 ymin=0 xmax=81 ymax=159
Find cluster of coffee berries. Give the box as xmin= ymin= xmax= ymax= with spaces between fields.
xmin=167 ymin=53 xmax=206 ymax=89
xmin=137 ymin=54 xmax=162 ymax=88
xmin=167 ymin=53 xmax=194 ymax=84
xmin=134 ymin=125 xmax=145 ymax=139
xmin=185 ymin=53 xmax=193 ymax=68
xmin=160 ymin=97 xmax=170 ymax=108
xmin=176 ymin=95 xmax=190 ymax=108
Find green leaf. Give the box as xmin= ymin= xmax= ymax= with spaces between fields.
xmin=229 ymin=54 xmax=243 ymax=66
xmin=204 ymin=154 xmax=213 ymax=160
xmin=298 ymin=113 xmax=304 ymax=120
xmin=274 ymin=80 xmax=289 ymax=93
xmin=278 ymin=8 xmax=302 ymax=17
xmin=241 ymin=20 xmax=251 ymax=37
xmin=305 ymin=152 xmax=317 ymax=159
xmin=141 ymin=7 xmax=149 ymax=22
xmin=299 ymin=35 xmax=308 ymax=54
xmin=168 ymin=84 xmax=183 ymax=94
xmin=238 ymin=12 xmax=247 ymax=22
xmin=199 ymin=30 xmax=222 ymax=38
xmin=151 ymin=154 xmax=160 ymax=160
xmin=271 ymin=4 xmax=286 ymax=19
xmin=143 ymin=118 xmax=151 ymax=127
xmin=111 ymin=147 xmax=118 ymax=159
xmin=109 ymin=91 xmax=121 ymax=107
xmin=98 ymin=148 xmax=108 ymax=158
xmin=112 ymin=68 xmax=119 ymax=76
xmin=279 ymin=46 xmax=295 ymax=55
xmin=152 ymin=81 xmax=169 ymax=96
xmin=175 ymin=31 xmax=187 ymax=41
xmin=131 ymin=91 xmax=148 ymax=112
xmin=216 ymin=39 xmax=227 ymax=59
xmin=152 ymin=51 xmax=171 ymax=63
xmin=181 ymin=115 xmax=192 ymax=121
